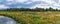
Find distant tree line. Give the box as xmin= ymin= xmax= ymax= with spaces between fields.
xmin=1 ymin=7 xmax=60 ymax=12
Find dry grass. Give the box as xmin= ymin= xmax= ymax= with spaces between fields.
xmin=0 ymin=11 xmax=60 ymax=24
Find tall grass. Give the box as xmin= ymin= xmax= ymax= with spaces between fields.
xmin=0 ymin=11 xmax=60 ymax=24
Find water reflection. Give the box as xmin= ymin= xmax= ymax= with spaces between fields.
xmin=0 ymin=16 xmax=16 ymax=24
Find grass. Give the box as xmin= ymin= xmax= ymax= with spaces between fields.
xmin=0 ymin=11 xmax=60 ymax=24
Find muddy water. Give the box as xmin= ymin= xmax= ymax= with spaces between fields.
xmin=0 ymin=16 xmax=16 ymax=24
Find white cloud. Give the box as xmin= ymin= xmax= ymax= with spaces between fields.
xmin=17 ymin=6 xmax=21 ymax=8
xmin=42 ymin=0 xmax=60 ymax=8
xmin=41 ymin=0 xmax=55 ymax=4
xmin=7 ymin=0 xmax=14 ymax=2
xmin=31 ymin=0 xmax=40 ymax=2
xmin=31 ymin=0 xmax=59 ymax=5
xmin=30 ymin=4 xmax=60 ymax=9
xmin=0 ymin=4 xmax=9 ymax=9
xmin=6 ymin=0 xmax=16 ymax=5
xmin=58 ymin=0 xmax=60 ymax=4
xmin=30 ymin=0 xmax=60 ymax=9
xmin=0 ymin=0 xmax=60 ymax=9
xmin=15 ymin=0 xmax=28 ymax=3
xmin=24 ymin=2 xmax=32 ymax=4
xmin=30 ymin=4 xmax=50 ymax=9
xmin=58 ymin=0 xmax=60 ymax=3
xmin=52 ymin=3 xmax=60 ymax=6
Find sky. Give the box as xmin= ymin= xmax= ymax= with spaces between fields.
xmin=0 ymin=0 xmax=60 ymax=9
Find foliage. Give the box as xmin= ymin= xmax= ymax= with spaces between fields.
xmin=0 ymin=7 xmax=60 ymax=24
xmin=0 ymin=7 xmax=60 ymax=12
xmin=0 ymin=11 xmax=60 ymax=24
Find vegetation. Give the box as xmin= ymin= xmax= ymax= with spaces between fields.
xmin=1 ymin=7 xmax=60 ymax=12
xmin=0 ymin=7 xmax=60 ymax=24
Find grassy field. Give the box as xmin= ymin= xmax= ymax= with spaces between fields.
xmin=0 ymin=11 xmax=60 ymax=24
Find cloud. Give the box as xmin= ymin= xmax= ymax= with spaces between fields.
xmin=30 ymin=0 xmax=60 ymax=9
xmin=0 ymin=0 xmax=60 ymax=9
xmin=6 ymin=0 xmax=16 ymax=5
xmin=58 ymin=0 xmax=60 ymax=4
xmin=24 ymin=2 xmax=32 ymax=4
xmin=0 ymin=4 xmax=9 ymax=9
xmin=31 ymin=0 xmax=58 ymax=4
xmin=30 ymin=4 xmax=49 ymax=9
xmin=30 ymin=4 xmax=60 ymax=9
xmin=6 ymin=0 xmax=14 ymax=2
xmin=15 ymin=0 xmax=28 ymax=3
xmin=31 ymin=0 xmax=40 ymax=2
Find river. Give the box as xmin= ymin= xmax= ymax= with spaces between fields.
xmin=0 ymin=16 xmax=16 ymax=24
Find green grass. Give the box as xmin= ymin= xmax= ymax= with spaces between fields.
xmin=0 ymin=11 xmax=60 ymax=24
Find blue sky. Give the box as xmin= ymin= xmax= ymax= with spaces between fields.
xmin=0 ymin=0 xmax=60 ymax=9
